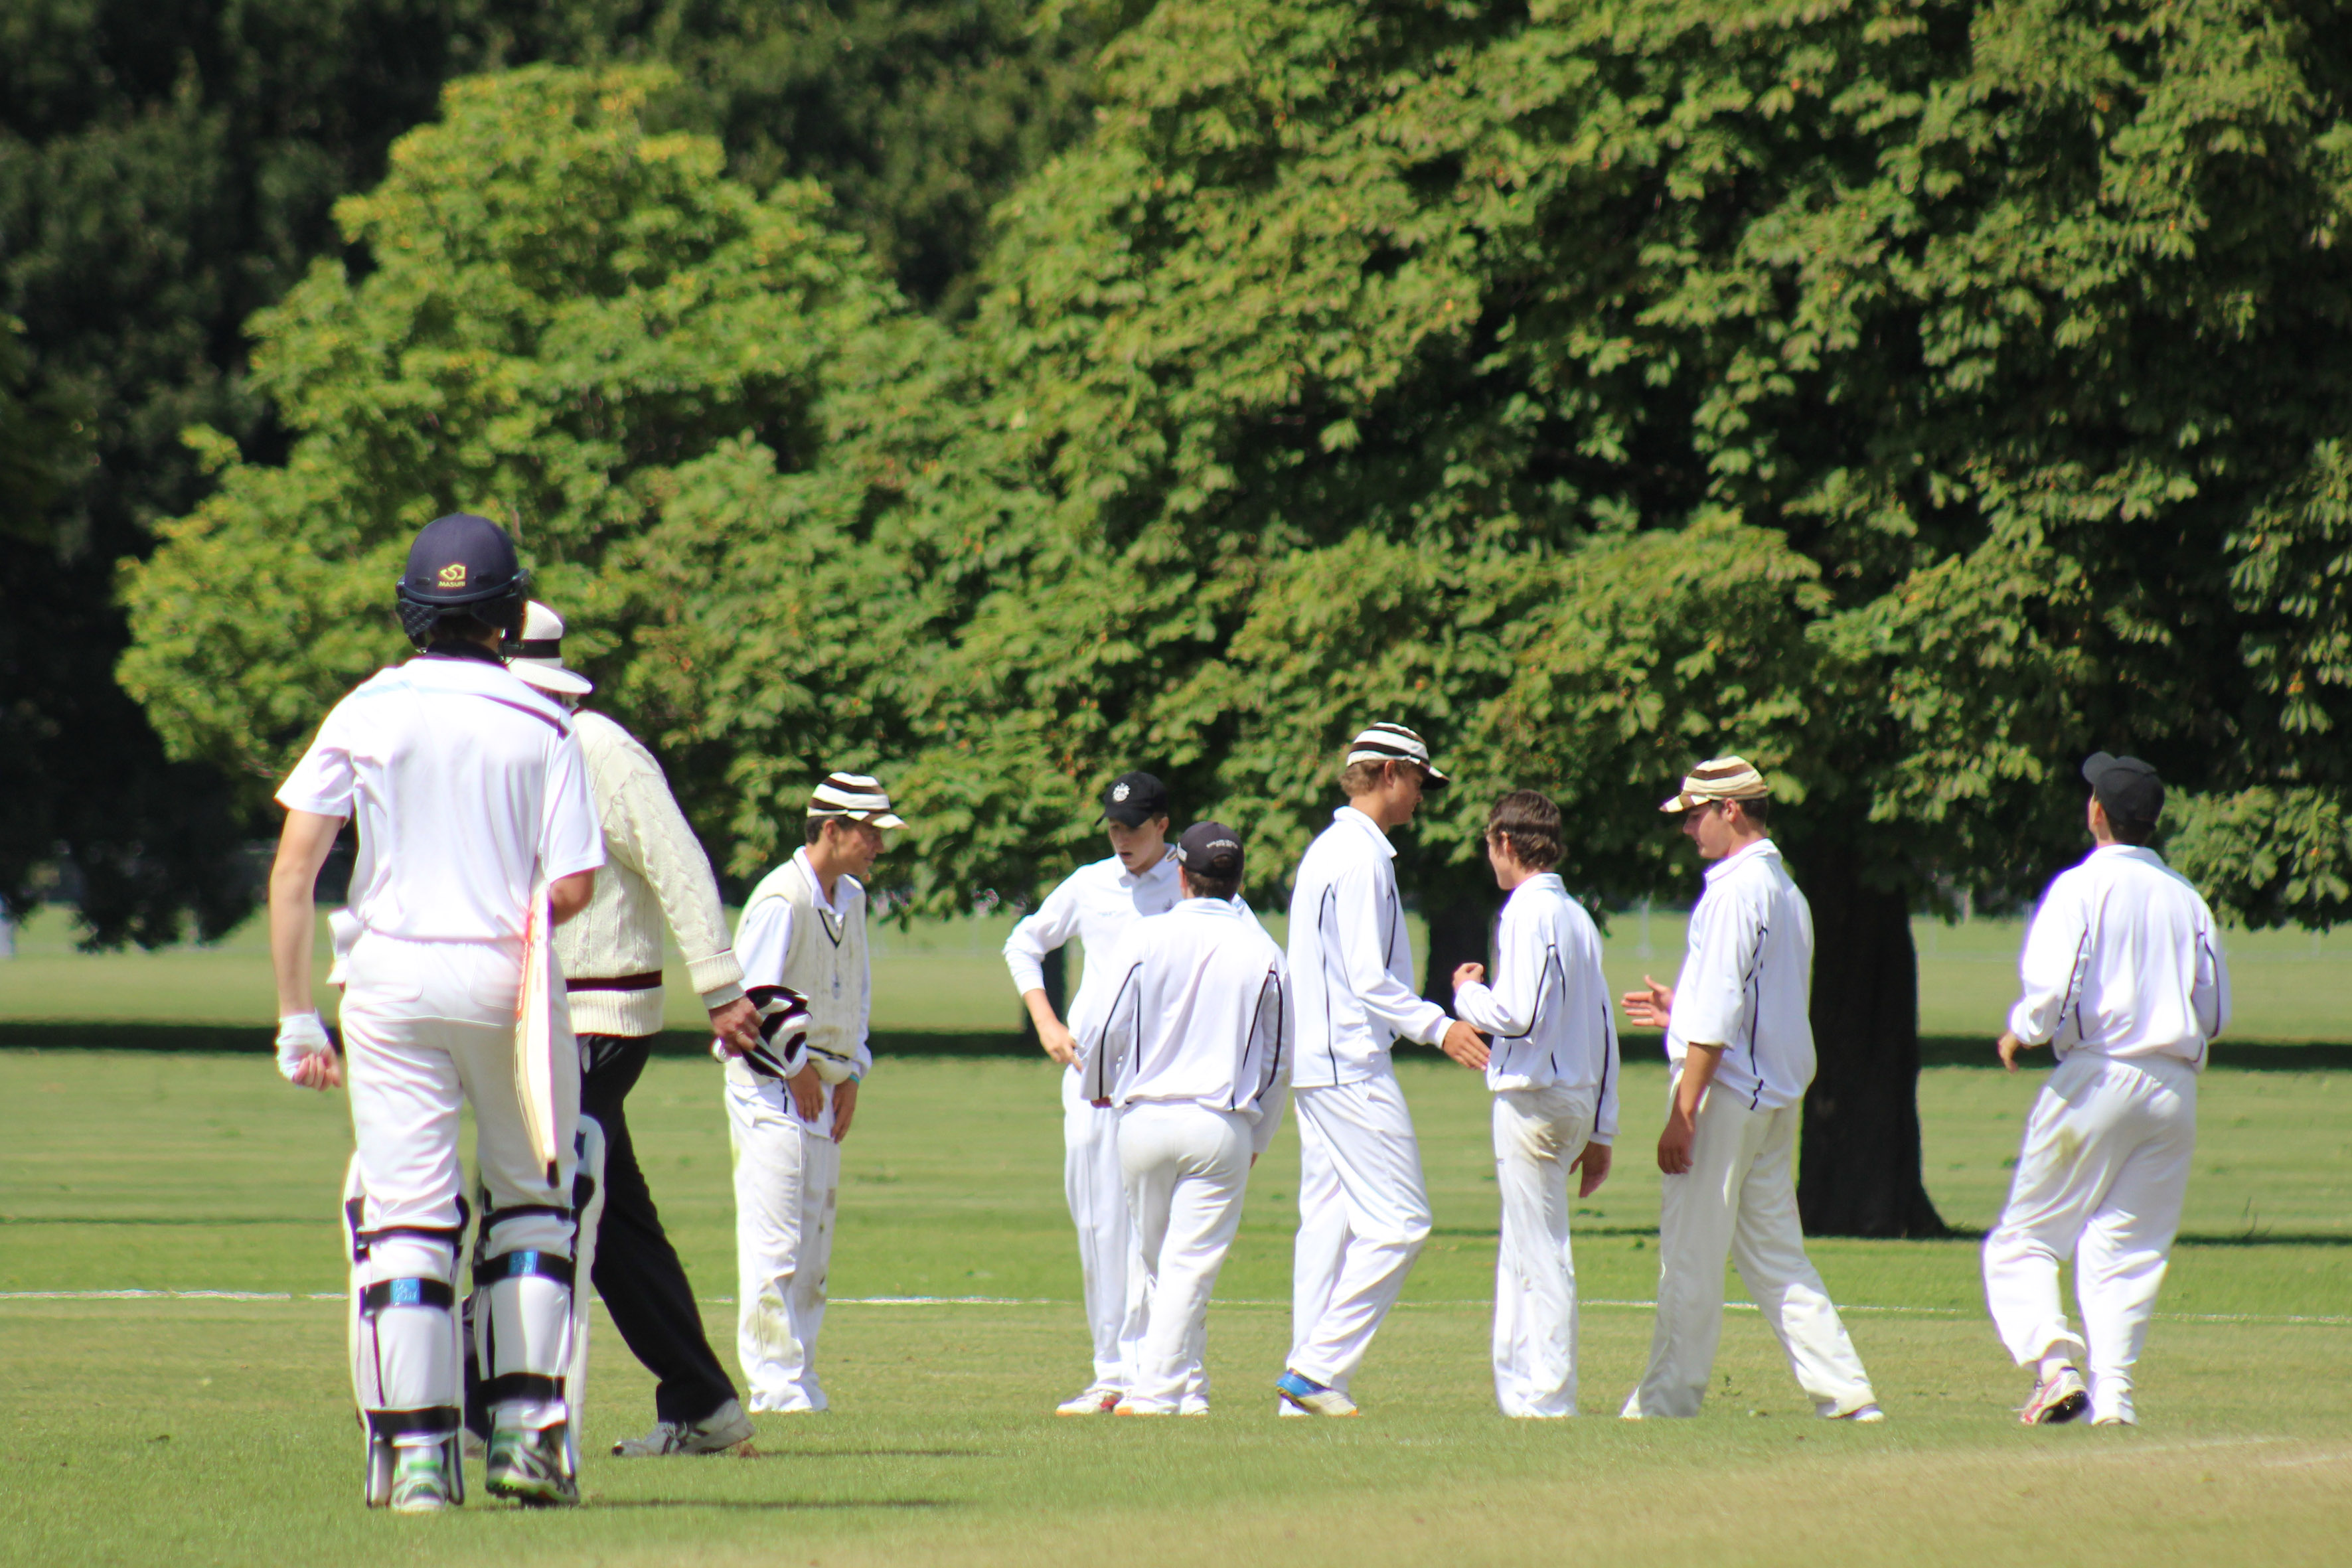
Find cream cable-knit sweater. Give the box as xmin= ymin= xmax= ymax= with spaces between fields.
xmin=554 ymin=710 xmax=745 ymax=1038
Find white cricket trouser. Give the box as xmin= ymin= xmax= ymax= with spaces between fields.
xmin=1289 ymin=1074 xmax=1431 ymax=1392
xmin=341 ymin=934 xmax=579 ymax=1437
xmin=1119 ymin=1103 xmax=1252 ymax=1413
xmin=1983 ymin=1052 xmax=2197 ymax=1425
xmin=1491 ymin=1084 xmax=1599 ymax=1418
xmin=726 ymin=1071 xmax=841 ymax=1413
xmin=1622 ymin=1073 xmax=1875 ymax=1419
xmin=1064 ymin=1066 xmax=1148 ymax=1391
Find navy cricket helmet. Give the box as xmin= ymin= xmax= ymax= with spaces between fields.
xmin=394 ymin=513 xmax=530 ymax=648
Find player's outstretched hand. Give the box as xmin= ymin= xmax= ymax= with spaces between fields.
xmin=787 ymin=1061 xmax=826 ymax=1123
xmin=1997 ymin=1030 xmax=2028 ymax=1073
xmin=709 ymin=996 xmax=763 ymax=1059
xmin=830 ymin=1079 xmax=859 ymax=1143
xmin=1621 ymin=975 xmax=1674 ymax=1031
xmin=1037 ymin=1017 xmax=1079 ymax=1068
xmin=1451 ymin=962 xmax=1485 ymax=994
xmin=1571 ymin=1140 xmax=1612 ymax=1198
xmin=1439 ymin=1018 xmax=1490 ymax=1071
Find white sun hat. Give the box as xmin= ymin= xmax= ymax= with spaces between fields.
xmin=505 ymin=600 xmax=593 ymax=698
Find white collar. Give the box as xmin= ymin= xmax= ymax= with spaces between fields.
xmin=1117 ymin=846 xmax=1179 ymax=887
xmin=1511 ymin=872 xmax=1567 ymax=900
xmin=1703 ymin=838 xmax=1778 ymax=885
xmin=1333 ymin=805 xmax=1396 ymax=858
xmin=1174 ymin=896 xmax=1243 ymax=921
xmin=793 ymin=846 xmax=855 ymax=916
xmin=2088 ymin=842 xmax=2166 ymax=868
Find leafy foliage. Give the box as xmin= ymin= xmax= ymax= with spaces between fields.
xmin=119 ymin=65 xmax=925 ymax=872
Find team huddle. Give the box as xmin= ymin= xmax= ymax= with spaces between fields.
xmin=269 ymin=514 xmax=2234 ymax=1511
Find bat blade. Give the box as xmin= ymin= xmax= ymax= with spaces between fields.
xmin=514 ymin=880 xmax=562 ymax=1186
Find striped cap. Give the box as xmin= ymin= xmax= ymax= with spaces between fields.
xmin=809 ymin=771 xmax=905 ymax=828
xmin=1660 ymin=755 xmax=1770 ymax=813
xmin=1345 ymin=722 xmax=1450 ymax=787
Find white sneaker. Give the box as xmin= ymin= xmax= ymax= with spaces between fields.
xmin=1178 ymin=1395 xmax=1209 ymax=1417
xmin=2021 ymin=1367 xmax=2089 ymax=1425
xmin=1056 ymin=1387 xmax=1122 ymax=1417
xmin=1837 ymin=1403 xmax=1886 ymax=1423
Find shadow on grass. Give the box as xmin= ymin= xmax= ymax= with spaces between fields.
xmin=588 ymin=1498 xmax=958 ymax=1511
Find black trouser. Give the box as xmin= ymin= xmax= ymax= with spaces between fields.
xmin=580 ymin=1033 xmax=740 ymax=1425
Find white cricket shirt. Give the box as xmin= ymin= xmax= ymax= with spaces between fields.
xmin=1002 ymin=848 xmax=1182 ymax=1038
xmin=1664 ymin=839 xmax=1814 ymax=1111
xmin=1452 ymin=872 xmax=1622 ymax=1140
xmin=276 ymin=654 xmax=603 ymax=945
xmin=1079 ymin=897 xmax=1294 ymax=1156
xmin=1288 ymin=807 xmax=1450 ymax=1087
xmin=2009 ymin=843 xmax=2230 ymax=1067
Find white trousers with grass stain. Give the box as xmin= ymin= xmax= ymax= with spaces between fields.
xmin=1983 ymin=1051 xmax=2197 ymax=1425
xmin=726 ymin=1068 xmax=840 ymax=1413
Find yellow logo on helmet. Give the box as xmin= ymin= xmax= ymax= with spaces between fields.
xmin=437 ymin=563 xmax=467 ymax=588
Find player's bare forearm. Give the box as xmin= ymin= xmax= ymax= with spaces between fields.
xmin=1023 ymin=988 xmax=1078 ymax=1066
xmin=1657 ymin=1044 xmax=1723 ymax=1175
xmin=548 ymin=870 xmax=596 ymax=926
xmin=270 ymin=811 xmax=343 ymax=1018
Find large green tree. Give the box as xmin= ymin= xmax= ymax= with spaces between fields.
xmin=118 ymin=64 xmax=932 ymax=867
xmin=6 ymin=0 xmax=1107 ymax=943
xmin=811 ymin=0 xmax=2352 ymax=1235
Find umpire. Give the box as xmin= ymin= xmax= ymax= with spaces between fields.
xmin=507 ymin=601 xmax=766 ymax=1456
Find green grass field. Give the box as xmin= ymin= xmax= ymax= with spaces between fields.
xmin=4 ymin=1048 xmax=2349 ymax=1566
xmin=8 ymin=901 xmax=2352 ymax=1042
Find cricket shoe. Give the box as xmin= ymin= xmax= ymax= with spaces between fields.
xmin=1275 ymin=1371 xmax=1358 ymax=1418
xmin=1056 ymin=1387 xmax=1123 ymax=1417
xmin=485 ymin=1425 xmax=579 ymax=1507
xmin=612 ymin=1399 xmax=757 ymax=1457
xmin=1819 ymin=1401 xmax=1887 ymax=1423
xmin=388 ymin=1447 xmax=455 ymax=1514
xmin=1179 ymin=1395 xmax=1210 ymax=1418
xmin=2021 ymin=1368 xmax=2089 ymax=1425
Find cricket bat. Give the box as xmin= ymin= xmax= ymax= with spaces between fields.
xmin=514 ymin=877 xmax=562 ymax=1188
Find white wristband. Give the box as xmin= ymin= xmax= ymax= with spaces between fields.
xmin=275 ymin=1013 xmax=333 ymax=1082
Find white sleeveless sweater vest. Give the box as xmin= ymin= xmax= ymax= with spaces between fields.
xmin=756 ymin=854 xmax=868 ymax=1068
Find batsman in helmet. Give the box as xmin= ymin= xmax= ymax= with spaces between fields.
xmin=268 ymin=514 xmax=605 ymax=1510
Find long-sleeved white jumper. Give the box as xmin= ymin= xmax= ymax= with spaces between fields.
xmin=554 ymin=710 xmax=745 ymax=1038
xmin=1287 ymin=807 xmax=1449 ymax=1087
xmin=2008 ymin=843 xmax=2230 ymax=1067
xmin=1079 ymin=898 xmax=1294 ymax=1158
xmin=1002 ymin=850 xmax=1182 ymax=1036
xmin=1663 ymin=839 xmax=1814 ymax=1112
xmin=1452 ymin=872 xmax=1621 ymax=1141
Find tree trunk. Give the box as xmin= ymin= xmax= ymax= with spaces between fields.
xmin=1018 ymin=943 xmax=1066 ymax=1042
xmin=1796 ymin=845 xmax=1947 ymax=1237
xmin=1420 ymin=895 xmax=1496 ymax=1014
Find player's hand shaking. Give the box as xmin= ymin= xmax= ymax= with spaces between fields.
xmin=1438 ymin=1018 xmax=1490 ymax=1071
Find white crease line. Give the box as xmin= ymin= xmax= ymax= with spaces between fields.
xmin=5 ymin=1292 xmax=2349 ymax=1328
xmin=2262 ymin=1449 xmax=2352 ymax=1468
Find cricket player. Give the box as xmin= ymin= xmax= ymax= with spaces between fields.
xmin=725 ymin=772 xmax=899 ymax=1411
xmin=270 ymin=514 xmax=604 ymax=1510
xmin=504 ymin=603 xmax=765 ymax=1456
xmin=1983 ymin=753 xmax=2229 ymax=1427
xmin=1079 ymin=822 xmax=1293 ymax=1415
xmin=1618 ymin=756 xmax=1882 ymax=1422
xmin=1279 ymin=722 xmax=1490 ymax=1418
xmin=1450 ymin=790 xmax=1620 ymax=1417
xmin=1002 ymin=771 xmax=1182 ymax=1415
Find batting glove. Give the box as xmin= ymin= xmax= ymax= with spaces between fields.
xmin=275 ymin=1013 xmax=335 ymax=1083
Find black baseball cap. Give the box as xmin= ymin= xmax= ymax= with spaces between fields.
xmin=1176 ymin=821 xmax=1243 ymax=880
xmin=2082 ymin=751 xmax=2163 ymax=828
xmin=1099 ymin=771 xmax=1171 ymax=827
xmin=400 ymin=513 xmax=525 ymax=606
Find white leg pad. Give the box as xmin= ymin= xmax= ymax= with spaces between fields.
xmin=343 ymin=1154 xmax=467 ymax=1505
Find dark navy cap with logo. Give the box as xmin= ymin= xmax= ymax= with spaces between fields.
xmin=2082 ymin=751 xmax=2164 ymax=828
xmin=1100 ymin=771 xmax=1172 ymax=827
xmin=1176 ymin=821 xmax=1243 ymax=880
xmin=400 ymin=513 xmax=525 ymax=606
